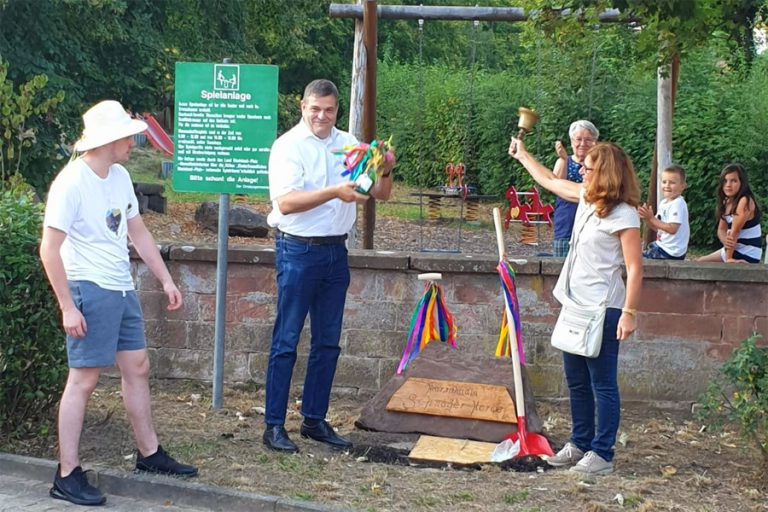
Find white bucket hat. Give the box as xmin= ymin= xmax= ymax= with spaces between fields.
xmin=74 ymin=100 xmax=148 ymax=152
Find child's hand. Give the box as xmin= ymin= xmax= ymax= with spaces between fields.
xmin=554 ymin=140 xmax=567 ymax=160
xmin=637 ymin=203 xmax=654 ymax=220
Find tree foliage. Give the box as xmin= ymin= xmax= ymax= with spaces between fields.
xmin=0 ymin=59 xmax=64 ymax=191
xmin=0 ymin=0 xmax=765 ymax=249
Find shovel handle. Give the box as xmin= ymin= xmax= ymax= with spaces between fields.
xmin=493 ymin=208 xmax=506 ymax=260
xmin=492 ymin=207 xmax=526 ymax=420
xmin=417 ymin=272 xmax=442 ymax=281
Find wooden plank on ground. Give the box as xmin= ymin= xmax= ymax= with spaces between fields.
xmin=408 ymin=435 xmax=497 ymax=465
xmin=386 ymin=377 xmax=516 ymax=423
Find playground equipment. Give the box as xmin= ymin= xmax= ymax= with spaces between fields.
xmin=142 ymin=113 xmax=174 ymax=157
xmin=505 ymin=186 xmax=553 ymax=246
xmin=411 ymin=19 xmax=493 ymax=252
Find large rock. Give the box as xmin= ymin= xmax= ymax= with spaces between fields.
xmin=195 ymin=201 xmax=270 ymax=238
xmin=133 ymin=182 xmax=166 ymax=214
xmin=355 ymin=343 xmax=544 ymax=443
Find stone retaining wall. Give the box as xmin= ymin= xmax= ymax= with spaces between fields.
xmin=133 ymin=245 xmax=768 ymax=403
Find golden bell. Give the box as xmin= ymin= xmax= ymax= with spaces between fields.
xmin=516 ymin=107 xmax=540 ymax=139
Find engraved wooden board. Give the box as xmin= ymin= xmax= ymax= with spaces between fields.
xmin=408 ymin=435 xmax=498 ymax=465
xmin=386 ymin=377 xmax=517 ymax=423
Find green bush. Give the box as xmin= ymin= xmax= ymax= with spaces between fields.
xmin=0 ymin=176 xmax=67 ymax=439
xmin=697 ymin=333 xmax=768 ymax=485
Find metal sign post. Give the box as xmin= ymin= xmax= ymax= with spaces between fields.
xmin=173 ymin=61 xmax=278 ymax=408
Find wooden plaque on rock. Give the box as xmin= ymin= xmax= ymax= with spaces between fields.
xmin=408 ymin=435 xmax=498 ymax=465
xmin=386 ymin=377 xmax=517 ymax=423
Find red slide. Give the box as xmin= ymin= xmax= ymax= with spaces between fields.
xmin=142 ymin=113 xmax=174 ymax=157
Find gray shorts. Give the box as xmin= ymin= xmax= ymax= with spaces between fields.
xmin=66 ymin=281 xmax=146 ymax=368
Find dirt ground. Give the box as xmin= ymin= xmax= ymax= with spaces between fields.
xmin=5 ymin=378 xmax=766 ymax=512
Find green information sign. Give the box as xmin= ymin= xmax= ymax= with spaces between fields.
xmin=172 ymin=62 xmax=278 ymax=194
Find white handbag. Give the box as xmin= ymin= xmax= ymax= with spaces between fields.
xmin=551 ymin=210 xmax=608 ymax=358
xmin=551 ymin=300 xmax=606 ymax=358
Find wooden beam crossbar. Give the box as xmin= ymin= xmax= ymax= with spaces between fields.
xmin=329 ymin=4 xmax=639 ymax=24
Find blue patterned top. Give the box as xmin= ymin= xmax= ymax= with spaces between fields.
xmin=553 ymin=156 xmax=584 ymax=240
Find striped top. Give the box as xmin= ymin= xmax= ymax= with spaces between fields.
xmin=725 ymin=211 xmax=763 ymax=263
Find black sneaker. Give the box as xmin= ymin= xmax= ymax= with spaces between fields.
xmin=50 ymin=464 xmax=106 ymax=506
xmin=135 ymin=445 xmax=198 ymax=477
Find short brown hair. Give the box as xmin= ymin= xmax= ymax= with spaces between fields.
xmin=662 ymin=164 xmax=686 ymax=182
xmin=303 ymin=79 xmax=339 ymax=101
xmin=584 ymin=143 xmax=641 ymax=218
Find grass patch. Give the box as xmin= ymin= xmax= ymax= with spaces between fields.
xmin=503 ymin=489 xmax=530 ymax=504
xmin=414 ymin=495 xmax=440 ymax=507
xmin=376 ymin=200 xmax=423 ymax=221
xmin=292 ymin=492 xmax=315 ymax=501
xmin=449 ymin=491 xmax=476 ymax=503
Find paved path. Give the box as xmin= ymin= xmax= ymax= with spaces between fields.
xmin=1 ymin=452 xmax=342 ymax=512
xmin=0 ymin=473 xmax=207 ymax=511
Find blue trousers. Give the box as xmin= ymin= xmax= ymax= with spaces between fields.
xmin=264 ymin=237 xmax=350 ymax=426
xmin=562 ymin=308 xmax=622 ymax=462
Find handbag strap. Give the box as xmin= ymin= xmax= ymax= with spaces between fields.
xmin=564 ymin=208 xmax=593 ymax=298
xmin=563 ymin=207 xmax=616 ymax=306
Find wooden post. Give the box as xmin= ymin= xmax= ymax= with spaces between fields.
xmin=361 ymin=0 xmax=378 ymax=249
xmin=347 ymin=0 xmax=365 ymax=248
xmin=656 ymin=66 xmax=673 ymax=205
xmin=646 ymin=53 xmax=679 ymax=246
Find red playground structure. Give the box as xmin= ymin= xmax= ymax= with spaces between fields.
xmin=504 ymin=186 xmax=553 ymax=245
xmin=141 ymin=113 xmax=174 ymax=157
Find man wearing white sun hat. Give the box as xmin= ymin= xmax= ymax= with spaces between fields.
xmin=40 ymin=100 xmax=197 ymax=507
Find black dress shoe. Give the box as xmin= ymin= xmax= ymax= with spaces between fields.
xmin=300 ymin=420 xmax=352 ymax=450
xmin=263 ymin=425 xmax=299 ymax=453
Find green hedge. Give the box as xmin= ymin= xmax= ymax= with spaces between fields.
xmin=0 ymin=179 xmax=66 ymax=438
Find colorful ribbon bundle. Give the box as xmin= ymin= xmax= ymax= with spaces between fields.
xmin=397 ymin=281 xmax=457 ymax=374
xmin=495 ymin=260 xmax=526 ymax=365
xmin=335 ymin=136 xmax=394 ymax=194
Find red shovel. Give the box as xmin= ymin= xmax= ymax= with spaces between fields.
xmin=493 ymin=207 xmax=554 ymax=458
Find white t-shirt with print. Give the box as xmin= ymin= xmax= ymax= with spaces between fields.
xmin=43 ymin=158 xmax=139 ymax=291
xmin=655 ymin=196 xmax=689 ymax=257
xmin=267 ymin=121 xmax=358 ymax=236
xmin=554 ymin=190 xmax=640 ymax=309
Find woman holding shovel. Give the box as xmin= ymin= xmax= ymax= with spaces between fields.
xmin=508 ymin=138 xmax=643 ymax=475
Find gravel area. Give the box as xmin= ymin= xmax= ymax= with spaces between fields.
xmin=142 ymin=201 xmax=555 ymax=258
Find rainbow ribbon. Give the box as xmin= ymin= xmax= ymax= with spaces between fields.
xmin=495 ymin=260 xmax=526 ymax=365
xmin=335 ymin=136 xmax=394 ymax=182
xmin=397 ymin=281 xmax=457 ymax=374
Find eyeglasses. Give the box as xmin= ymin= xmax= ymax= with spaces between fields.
xmin=572 ymin=137 xmax=596 ymax=145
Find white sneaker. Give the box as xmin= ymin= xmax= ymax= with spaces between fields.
xmin=569 ymin=451 xmax=614 ymax=475
xmin=545 ymin=442 xmax=584 ymax=467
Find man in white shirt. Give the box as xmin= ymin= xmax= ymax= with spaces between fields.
xmin=264 ymin=79 xmax=393 ymax=452
xmin=40 ymin=101 xmax=197 ymax=506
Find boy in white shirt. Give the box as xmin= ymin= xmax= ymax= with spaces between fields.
xmin=638 ymin=164 xmax=689 ymax=260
